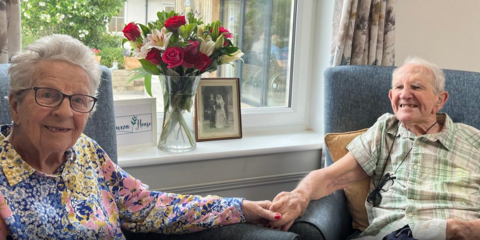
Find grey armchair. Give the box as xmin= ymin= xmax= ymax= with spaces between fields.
xmin=0 ymin=63 xmax=299 ymax=240
xmin=287 ymin=65 xmax=480 ymax=240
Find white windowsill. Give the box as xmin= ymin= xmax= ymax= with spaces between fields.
xmin=118 ymin=126 xmax=324 ymax=168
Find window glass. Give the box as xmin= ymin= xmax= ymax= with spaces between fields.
xmin=21 ymin=0 xmax=295 ymax=113
xmin=117 ymin=0 xmax=294 ymax=112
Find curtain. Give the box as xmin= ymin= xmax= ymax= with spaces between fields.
xmin=331 ymin=0 xmax=396 ymax=66
xmin=0 ymin=0 xmax=21 ymax=63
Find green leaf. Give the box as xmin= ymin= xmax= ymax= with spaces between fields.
xmin=139 ymin=59 xmax=161 ymax=75
xmin=138 ymin=23 xmax=151 ymax=37
xmin=210 ymin=21 xmax=220 ymax=40
xmin=144 ymin=74 xmax=152 ymax=97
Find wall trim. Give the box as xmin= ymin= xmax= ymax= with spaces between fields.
xmin=155 ymin=171 xmax=310 ymax=195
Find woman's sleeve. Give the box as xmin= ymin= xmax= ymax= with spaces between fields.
xmin=101 ymin=158 xmax=245 ymax=234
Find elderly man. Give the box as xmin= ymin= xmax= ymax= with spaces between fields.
xmin=269 ymin=57 xmax=480 ymax=240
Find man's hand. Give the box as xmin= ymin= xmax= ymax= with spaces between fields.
xmin=446 ymin=219 xmax=480 ymax=240
xmin=242 ymin=200 xmax=282 ymax=226
xmin=267 ymin=190 xmax=310 ymax=231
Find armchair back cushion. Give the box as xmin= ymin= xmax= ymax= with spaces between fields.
xmin=324 ymin=129 xmax=368 ymax=231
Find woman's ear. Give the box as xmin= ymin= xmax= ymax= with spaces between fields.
xmin=9 ymin=94 xmax=20 ymax=124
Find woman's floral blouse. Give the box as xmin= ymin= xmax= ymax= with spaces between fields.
xmin=0 ymin=125 xmax=245 ymax=239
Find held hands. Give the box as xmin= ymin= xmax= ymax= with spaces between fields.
xmin=446 ymin=219 xmax=480 ymax=240
xmin=267 ymin=190 xmax=310 ymax=231
xmin=242 ymin=200 xmax=282 ymax=226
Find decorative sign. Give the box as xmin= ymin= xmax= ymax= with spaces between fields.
xmin=114 ymin=98 xmax=157 ymax=151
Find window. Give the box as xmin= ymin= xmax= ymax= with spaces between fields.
xmin=115 ymin=0 xmax=308 ymax=129
xmin=109 ymin=3 xmax=126 ymax=33
xmin=21 ymin=0 xmax=315 ymax=129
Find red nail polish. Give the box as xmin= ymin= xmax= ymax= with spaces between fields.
xmin=274 ymin=214 xmax=281 ymax=219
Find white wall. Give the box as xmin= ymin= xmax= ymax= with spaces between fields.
xmin=395 ymin=0 xmax=480 ymax=72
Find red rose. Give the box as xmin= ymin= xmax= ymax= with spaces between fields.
xmin=212 ymin=26 xmax=233 ymax=46
xmin=182 ymin=42 xmax=200 ymax=68
xmin=218 ymin=26 xmax=233 ymax=39
xmin=195 ymin=52 xmax=212 ymax=72
xmin=122 ymin=22 xmax=141 ymax=41
xmin=145 ymin=48 xmax=163 ymax=65
xmin=164 ymin=15 xmax=186 ymax=32
xmin=162 ymin=47 xmax=184 ymax=68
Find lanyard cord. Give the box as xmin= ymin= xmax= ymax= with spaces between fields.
xmin=375 ymin=121 xmax=437 ymax=187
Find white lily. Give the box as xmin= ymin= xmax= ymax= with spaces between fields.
xmin=133 ymin=45 xmax=149 ymax=59
xmin=214 ymin=35 xmax=224 ymax=50
xmin=219 ymin=50 xmax=244 ymax=64
xmin=145 ymin=27 xmax=172 ymax=51
xmin=198 ymin=36 xmax=215 ymax=57
xmin=197 ymin=25 xmax=206 ymax=40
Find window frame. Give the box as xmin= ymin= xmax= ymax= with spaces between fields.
xmin=151 ymin=0 xmax=316 ymax=130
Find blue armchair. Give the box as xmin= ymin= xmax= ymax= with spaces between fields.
xmin=287 ymin=65 xmax=480 ymax=239
xmin=0 ymin=63 xmax=299 ymax=240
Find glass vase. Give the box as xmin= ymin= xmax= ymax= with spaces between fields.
xmin=157 ymin=75 xmax=201 ymax=152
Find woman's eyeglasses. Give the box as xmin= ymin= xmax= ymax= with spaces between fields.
xmin=367 ymin=172 xmax=396 ymax=207
xmin=18 ymin=87 xmax=98 ymax=113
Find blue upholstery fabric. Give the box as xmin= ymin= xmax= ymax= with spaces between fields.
xmin=0 ymin=64 xmax=118 ymax=163
xmin=289 ymin=65 xmax=480 ymax=240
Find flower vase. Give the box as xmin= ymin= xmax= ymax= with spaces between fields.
xmin=157 ymin=75 xmax=201 ymax=152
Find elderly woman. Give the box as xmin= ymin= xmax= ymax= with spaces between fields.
xmin=269 ymin=57 xmax=480 ymax=239
xmin=0 ymin=34 xmax=281 ymax=239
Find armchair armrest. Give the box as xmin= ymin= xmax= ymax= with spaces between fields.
xmin=122 ymin=223 xmax=300 ymax=240
xmin=289 ymin=190 xmax=354 ymax=240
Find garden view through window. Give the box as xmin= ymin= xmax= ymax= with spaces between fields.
xmin=21 ymin=0 xmax=295 ymax=112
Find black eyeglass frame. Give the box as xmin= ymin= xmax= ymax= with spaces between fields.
xmin=18 ymin=87 xmax=98 ymax=113
xmin=366 ymin=172 xmax=396 ymax=207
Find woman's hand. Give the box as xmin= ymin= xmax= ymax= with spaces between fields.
xmin=267 ymin=190 xmax=310 ymax=231
xmin=446 ymin=219 xmax=480 ymax=240
xmin=242 ymin=200 xmax=282 ymax=226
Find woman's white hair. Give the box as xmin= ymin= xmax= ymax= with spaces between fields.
xmin=392 ymin=56 xmax=445 ymax=94
xmin=8 ymin=34 xmax=102 ymax=98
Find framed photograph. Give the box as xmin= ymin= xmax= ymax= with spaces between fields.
xmin=195 ymin=78 xmax=242 ymax=141
xmin=114 ymin=98 xmax=157 ymax=152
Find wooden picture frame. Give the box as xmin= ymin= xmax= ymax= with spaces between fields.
xmin=195 ymin=78 xmax=242 ymax=141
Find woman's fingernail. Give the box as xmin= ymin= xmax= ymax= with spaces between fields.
xmin=274 ymin=214 xmax=281 ymax=219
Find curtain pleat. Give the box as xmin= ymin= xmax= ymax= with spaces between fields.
xmin=331 ymin=0 xmax=396 ymax=67
xmin=0 ymin=0 xmax=21 ymax=63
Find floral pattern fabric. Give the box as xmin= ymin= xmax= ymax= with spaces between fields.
xmin=0 ymin=0 xmax=21 ymax=63
xmin=331 ymin=0 xmax=396 ymax=66
xmin=0 ymin=125 xmax=245 ymax=239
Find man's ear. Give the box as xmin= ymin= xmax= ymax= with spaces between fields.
xmin=435 ymin=91 xmax=449 ymax=111
xmin=9 ymin=94 xmax=20 ymax=124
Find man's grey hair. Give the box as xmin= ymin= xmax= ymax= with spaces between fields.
xmin=392 ymin=56 xmax=445 ymax=94
xmin=8 ymin=34 xmax=102 ymax=101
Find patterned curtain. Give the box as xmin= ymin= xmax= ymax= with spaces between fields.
xmin=331 ymin=0 xmax=396 ymax=66
xmin=0 ymin=0 xmax=21 ymax=63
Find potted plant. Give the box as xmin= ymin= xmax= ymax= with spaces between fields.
xmin=91 ymin=48 xmax=101 ymax=63
xmin=122 ymin=49 xmax=142 ymax=70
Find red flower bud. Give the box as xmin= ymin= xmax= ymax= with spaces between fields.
xmin=164 ymin=15 xmax=186 ymax=32
xmin=122 ymin=22 xmax=141 ymax=41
